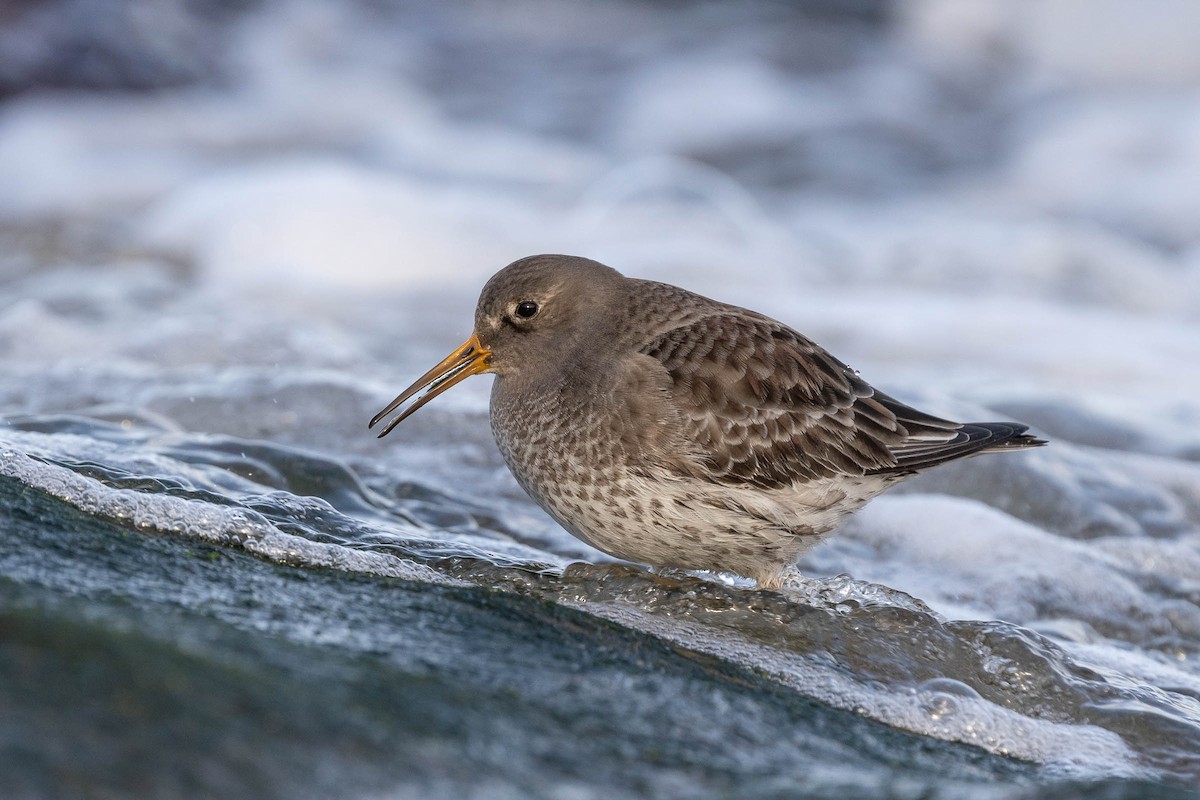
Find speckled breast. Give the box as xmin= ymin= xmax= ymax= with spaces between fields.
xmin=488 ymin=374 xmax=664 ymax=559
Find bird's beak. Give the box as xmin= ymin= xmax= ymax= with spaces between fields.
xmin=369 ymin=332 xmax=493 ymax=438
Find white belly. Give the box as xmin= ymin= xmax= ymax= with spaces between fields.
xmin=514 ymin=455 xmax=898 ymax=586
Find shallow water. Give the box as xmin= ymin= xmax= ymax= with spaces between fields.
xmin=2 ymin=1 xmax=1199 ymax=797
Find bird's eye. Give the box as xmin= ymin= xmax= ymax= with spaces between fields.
xmin=515 ymin=301 xmax=539 ymax=319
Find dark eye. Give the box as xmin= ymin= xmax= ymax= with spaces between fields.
xmin=515 ymin=301 xmax=539 ymax=319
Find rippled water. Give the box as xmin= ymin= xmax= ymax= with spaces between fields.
xmin=2 ymin=1 xmax=1199 ymax=798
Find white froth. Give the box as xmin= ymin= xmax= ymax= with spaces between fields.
xmin=0 ymin=446 xmax=457 ymax=586
xmin=576 ymin=599 xmax=1146 ymax=780
xmin=140 ymin=159 xmax=513 ymax=291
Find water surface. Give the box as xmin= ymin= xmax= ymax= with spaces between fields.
xmin=1 ymin=1 xmax=1199 ymax=797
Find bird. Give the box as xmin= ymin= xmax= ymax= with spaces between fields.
xmin=370 ymin=254 xmax=1045 ymax=589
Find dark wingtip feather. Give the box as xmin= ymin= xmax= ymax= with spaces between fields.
xmin=986 ymin=427 xmax=1048 ymax=450
xmin=970 ymin=422 xmax=1047 ymax=451
xmin=868 ymin=420 xmax=1046 ymax=475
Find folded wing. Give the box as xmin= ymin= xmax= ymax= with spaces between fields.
xmin=638 ymin=312 xmax=1039 ymax=489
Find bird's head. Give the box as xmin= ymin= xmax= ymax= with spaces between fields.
xmin=370 ymin=254 xmax=624 ymax=437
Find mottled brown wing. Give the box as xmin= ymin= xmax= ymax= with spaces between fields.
xmin=637 ymin=312 xmax=966 ymax=488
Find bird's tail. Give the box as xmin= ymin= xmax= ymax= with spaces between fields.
xmin=880 ymin=420 xmax=1046 ymax=474
xmin=865 ymin=392 xmax=1047 ymax=475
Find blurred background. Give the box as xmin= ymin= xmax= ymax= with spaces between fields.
xmin=2 ymin=0 xmax=1199 ymax=423
xmin=1 ymin=1 xmax=1199 ymax=798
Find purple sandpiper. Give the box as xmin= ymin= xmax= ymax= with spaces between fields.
xmin=371 ymin=255 xmax=1044 ymax=588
